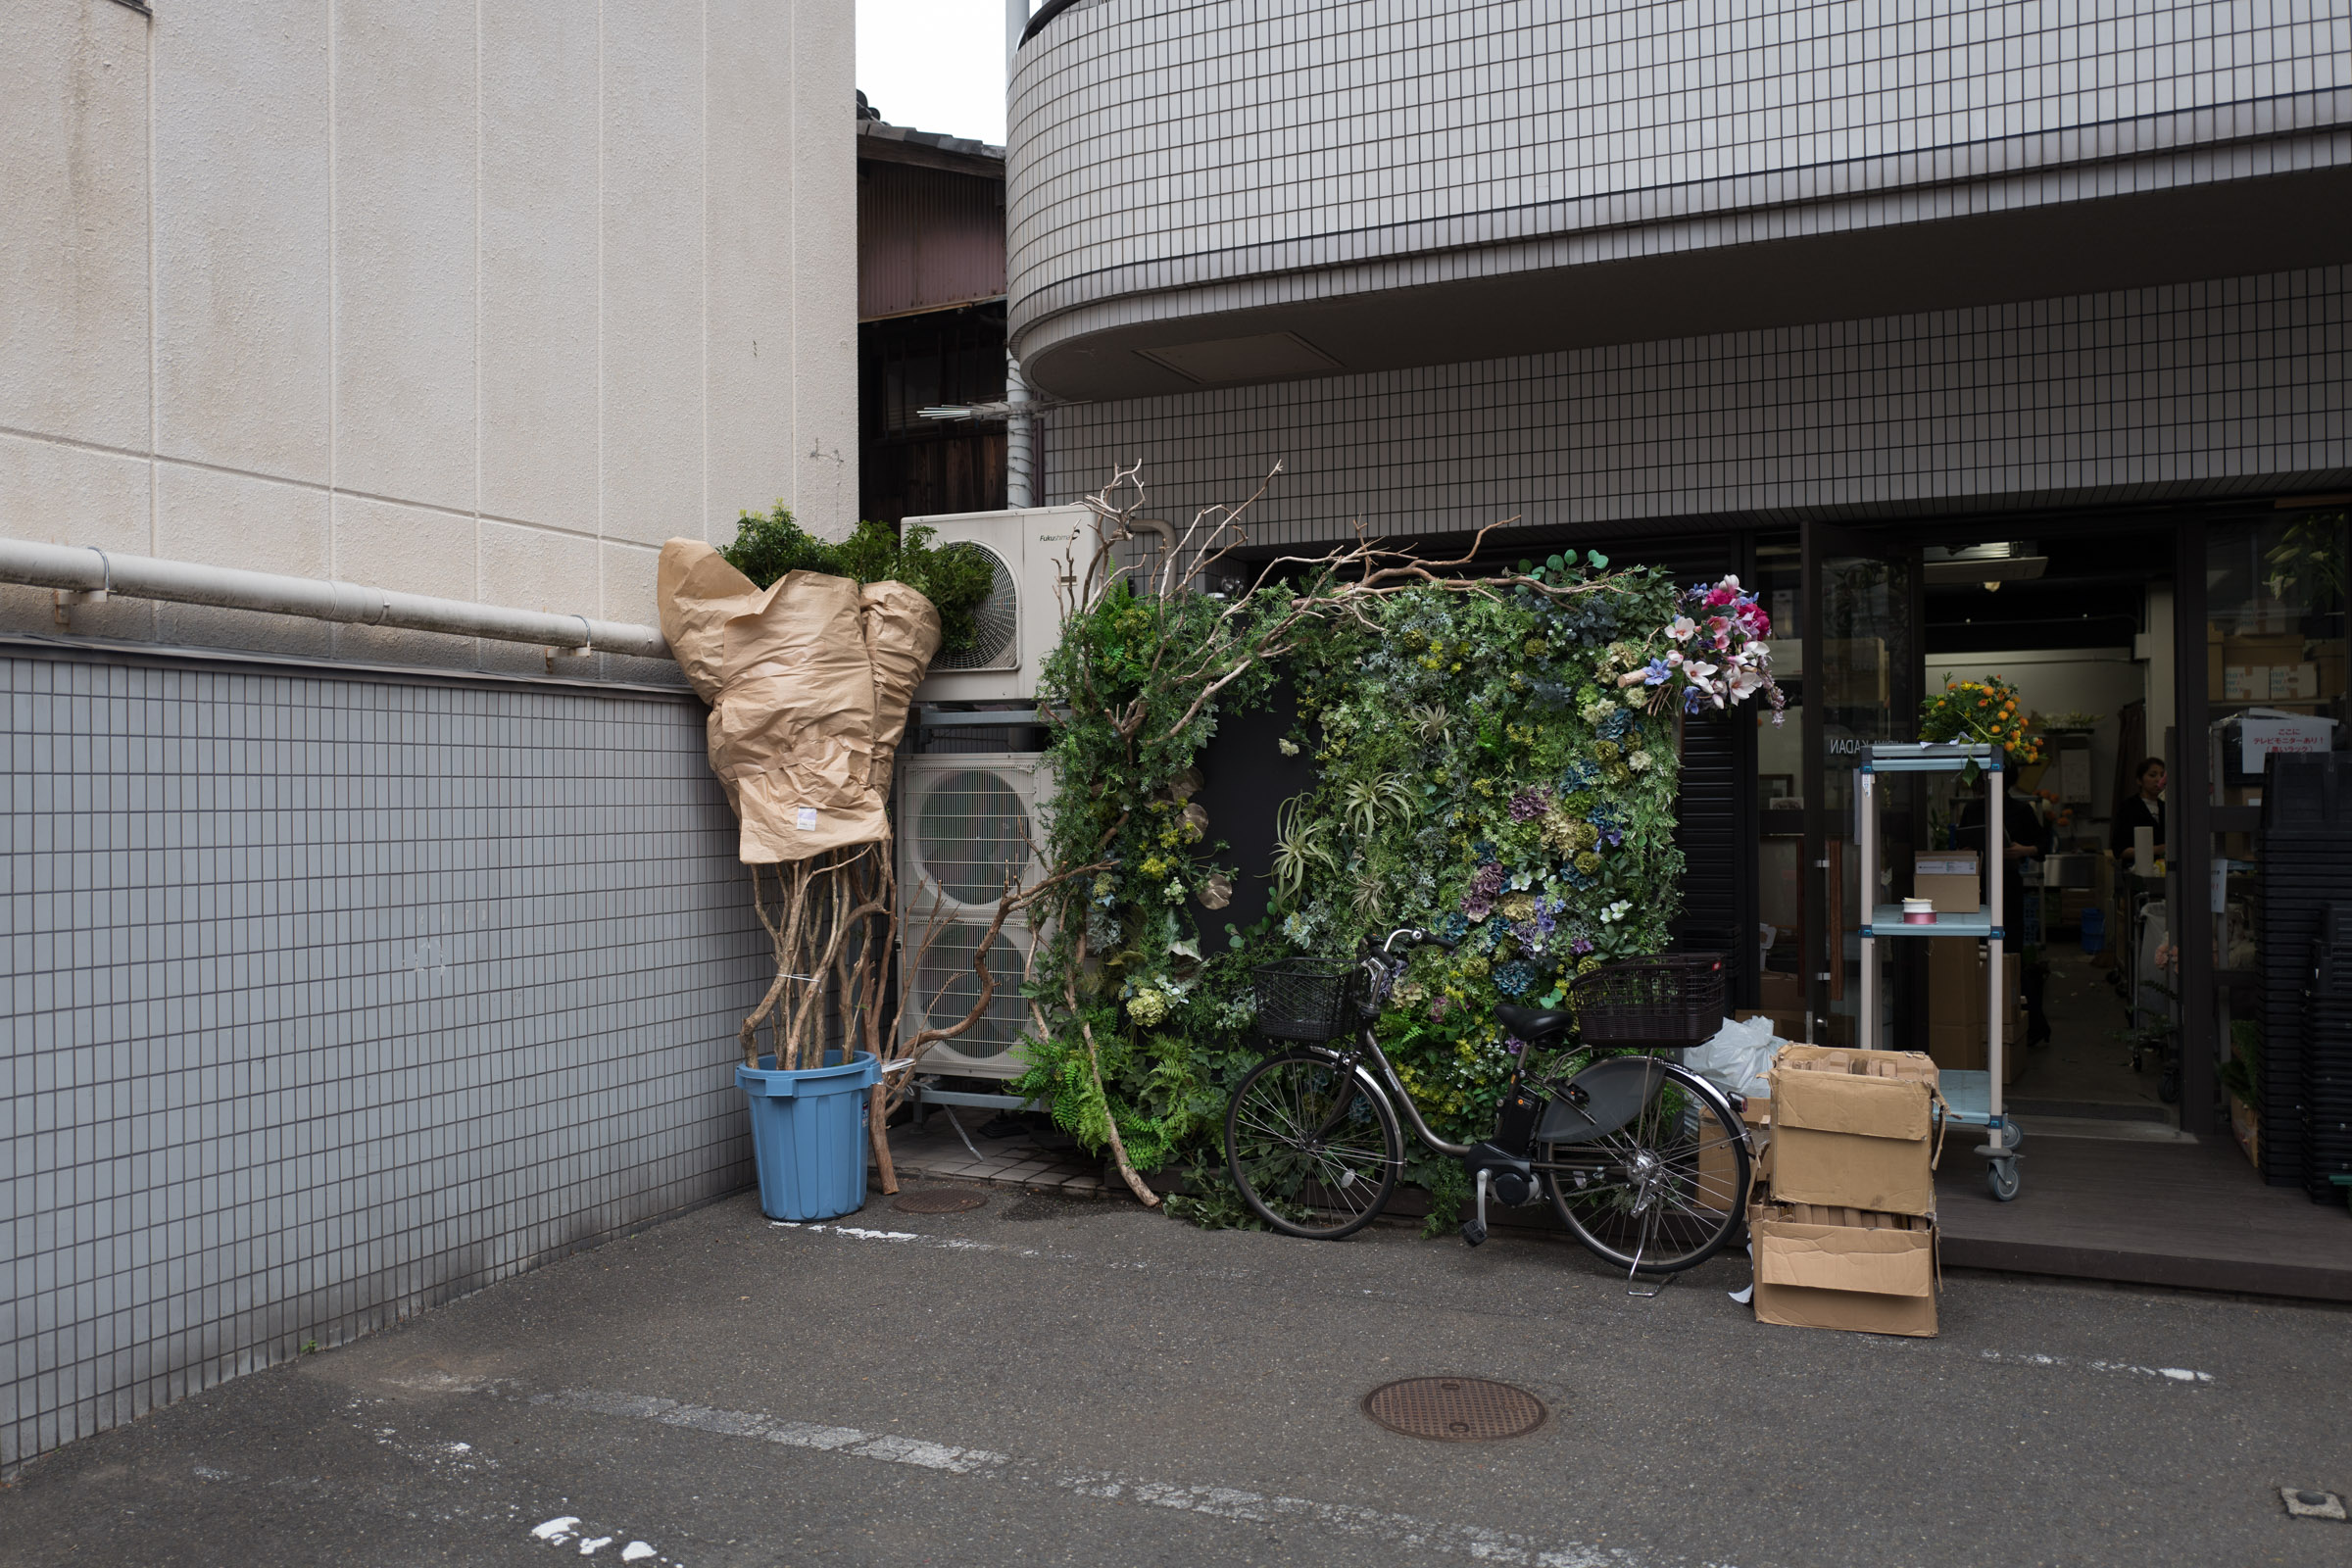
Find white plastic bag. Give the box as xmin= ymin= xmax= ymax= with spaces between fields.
xmin=1687 ymin=1013 xmax=1780 ymax=1102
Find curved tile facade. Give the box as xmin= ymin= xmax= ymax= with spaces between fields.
xmin=1007 ymin=0 xmax=2352 ymax=387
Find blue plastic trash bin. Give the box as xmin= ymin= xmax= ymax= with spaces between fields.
xmin=736 ymin=1051 xmax=879 ymax=1222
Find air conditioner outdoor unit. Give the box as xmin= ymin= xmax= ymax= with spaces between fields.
xmin=906 ymin=505 xmax=1090 ymax=703
xmin=898 ymin=753 xmax=1056 ymax=1080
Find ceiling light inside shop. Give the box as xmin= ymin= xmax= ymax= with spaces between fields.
xmin=1924 ymin=542 xmax=2047 ymax=587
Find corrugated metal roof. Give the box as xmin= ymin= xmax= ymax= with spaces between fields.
xmin=858 ymin=122 xmax=1005 ymax=321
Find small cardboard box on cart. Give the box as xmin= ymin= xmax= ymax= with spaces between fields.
xmin=1749 ymin=1045 xmax=1945 ymax=1338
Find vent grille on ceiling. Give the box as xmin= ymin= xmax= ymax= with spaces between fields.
xmin=932 ymin=543 xmax=1019 ymax=671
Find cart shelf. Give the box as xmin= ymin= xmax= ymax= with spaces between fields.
xmin=1860 ymin=906 xmax=1998 ymax=939
xmin=1859 ymin=741 xmax=2022 ymax=1200
xmin=1859 ymin=742 xmax=1997 ymax=775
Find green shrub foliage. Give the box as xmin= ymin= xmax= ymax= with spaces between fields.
xmin=721 ymin=504 xmax=999 ymax=656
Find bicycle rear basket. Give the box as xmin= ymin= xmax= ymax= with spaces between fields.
xmin=1572 ymin=953 xmax=1728 ymax=1049
xmin=1251 ymin=959 xmax=1361 ymax=1043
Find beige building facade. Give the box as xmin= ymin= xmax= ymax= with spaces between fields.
xmin=2 ymin=0 xmax=858 ymax=676
xmin=0 ymin=0 xmax=859 ymax=1468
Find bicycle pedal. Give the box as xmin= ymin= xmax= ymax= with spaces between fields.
xmin=1459 ymin=1218 xmax=1488 ymax=1248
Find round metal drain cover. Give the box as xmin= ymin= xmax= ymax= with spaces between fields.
xmin=891 ymin=1190 xmax=987 ymax=1215
xmin=1361 ymin=1377 xmax=1547 ymax=1442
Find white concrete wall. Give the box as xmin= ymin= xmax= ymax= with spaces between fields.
xmin=0 ymin=0 xmax=857 ymax=675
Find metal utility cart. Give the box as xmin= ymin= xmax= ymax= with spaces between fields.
xmin=1856 ymin=741 xmax=2024 ymax=1200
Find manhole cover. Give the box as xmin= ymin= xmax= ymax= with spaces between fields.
xmin=1361 ymin=1377 xmax=1548 ymax=1442
xmin=891 ymin=1190 xmax=987 ymax=1215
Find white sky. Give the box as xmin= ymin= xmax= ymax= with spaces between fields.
xmin=857 ymin=0 xmax=1033 ymax=147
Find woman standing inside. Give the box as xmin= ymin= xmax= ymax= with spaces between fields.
xmin=2112 ymin=756 xmax=2168 ymax=868
xmin=2107 ymin=757 xmax=2167 ymax=987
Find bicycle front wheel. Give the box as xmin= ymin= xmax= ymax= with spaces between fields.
xmin=1541 ymin=1073 xmax=1748 ymax=1273
xmin=1224 ymin=1049 xmax=1401 ymax=1240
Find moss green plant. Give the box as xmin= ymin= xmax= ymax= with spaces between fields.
xmin=721 ymin=504 xmax=998 ymax=655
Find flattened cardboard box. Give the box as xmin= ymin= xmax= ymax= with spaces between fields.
xmin=1768 ymin=1048 xmax=1939 ymax=1216
xmin=1751 ymin=1215 xmax=1938 ymax=1338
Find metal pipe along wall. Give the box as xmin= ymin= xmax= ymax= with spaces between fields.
xmin=0 ymin=538 xmax=672 ymax=661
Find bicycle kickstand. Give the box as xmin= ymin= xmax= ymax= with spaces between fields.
xmin=1625 ymin=1218 xmax=1672 ymax=1298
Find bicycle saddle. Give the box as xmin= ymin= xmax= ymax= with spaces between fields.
xmin=1495 ymin=1004 xmax=1573 ymax=1045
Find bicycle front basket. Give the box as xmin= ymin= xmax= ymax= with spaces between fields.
xmin=1572 ymin=953 xmax=1728 ymax=1049
xmin=1251 ymin=959 xmax=1361 ymax=1043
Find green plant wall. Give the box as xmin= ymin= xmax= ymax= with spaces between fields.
xmin=1004 ymin=547 xmax=1773 ymax=1229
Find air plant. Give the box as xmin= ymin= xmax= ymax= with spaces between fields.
xmin=1269 ymin=794 xmax=1337 ymax=904
xmin=1342 ymin=770 xmax=1415 ymax=842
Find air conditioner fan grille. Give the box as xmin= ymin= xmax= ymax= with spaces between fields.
xmin=934 ymin=543 xmax=1018 ymax=670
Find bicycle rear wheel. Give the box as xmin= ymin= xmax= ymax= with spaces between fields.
xmin=1224 ymin=1049 xmax=1401 ymax=1240
xmin=1540 ymin=1072 xmax=1748 ymax=1272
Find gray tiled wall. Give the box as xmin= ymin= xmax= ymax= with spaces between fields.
xmin=1041 ymin=265 xmax=2351 ymax=544
xmin=1010 ymin=0 xmax=2351 ymax=346
xmin=3 ymin=650 xmax=767 ymax=1468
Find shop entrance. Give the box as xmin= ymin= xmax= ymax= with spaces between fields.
xmin=1913 ymin=533 xmax=2180 ymax=1135
xmin=1753 ymin=508 xmax=2352 ymax=1296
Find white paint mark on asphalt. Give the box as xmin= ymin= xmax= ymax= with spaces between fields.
xmin=769 ymin=1220 xmax=1250 ymax=1280
xmin=772 ymin=1223 xmax=923 ymax=1242
xmin=528 ymin=1514 xmax=673 ymax=1563
xmin=538 ymin=1389 xmax=1674 ymax=1567
xmin=1979 ymin=1350 xmax=2216 ymax=1383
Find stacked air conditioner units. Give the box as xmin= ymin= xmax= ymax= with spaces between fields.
xmin=896 ymin=506 xmax=1088 ymax=1078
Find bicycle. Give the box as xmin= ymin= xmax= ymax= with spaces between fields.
xmin=1222 ymin=927 xmax=1751 ymax=1278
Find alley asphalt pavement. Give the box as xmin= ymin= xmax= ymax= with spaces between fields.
xmin=6 ymin=1185 xmax=2351 ymax=1567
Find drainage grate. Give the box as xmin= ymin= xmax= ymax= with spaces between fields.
xmin=1361 ymin=1378 xmax=1548 ymax=1442
xmin=890 ymin=1190 xmax=987 ymax=1215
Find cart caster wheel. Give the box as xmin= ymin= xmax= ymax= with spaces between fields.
xmin=2003 ymin=1118 xmax=2025 ymax=1152
xmin=1987 ymin=1160 xmax=2021 ymax=1202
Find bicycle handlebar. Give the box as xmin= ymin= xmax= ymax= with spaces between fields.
xmin=1381 ymin=925 xmax=1456 ymax=954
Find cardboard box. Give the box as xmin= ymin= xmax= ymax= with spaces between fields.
xmin=1750 ymin=1210 xmax=1939 ymax=1338
xmin=1925 ymin=942 xmax=2022 ymax=1076
xmin=2225 ymin=632 xmax=2307 ymax=663
xmin=1911 ymin=851 xmax=1981 ymax=913
xmin=1767 ymin=1046 xmax=1940 ymax=1215
xmin=2226 ymin=663 xmax=2322 ymax=701
xmin=1756 ymin=971 xmax=1803 ymax=1013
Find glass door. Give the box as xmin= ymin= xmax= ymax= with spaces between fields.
xmin=1801 ymin=523 xmax=1922 ymax=1046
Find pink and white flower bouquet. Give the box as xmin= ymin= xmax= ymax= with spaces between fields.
xmin=1615 ymin=574 xmax=1787 ymax=721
